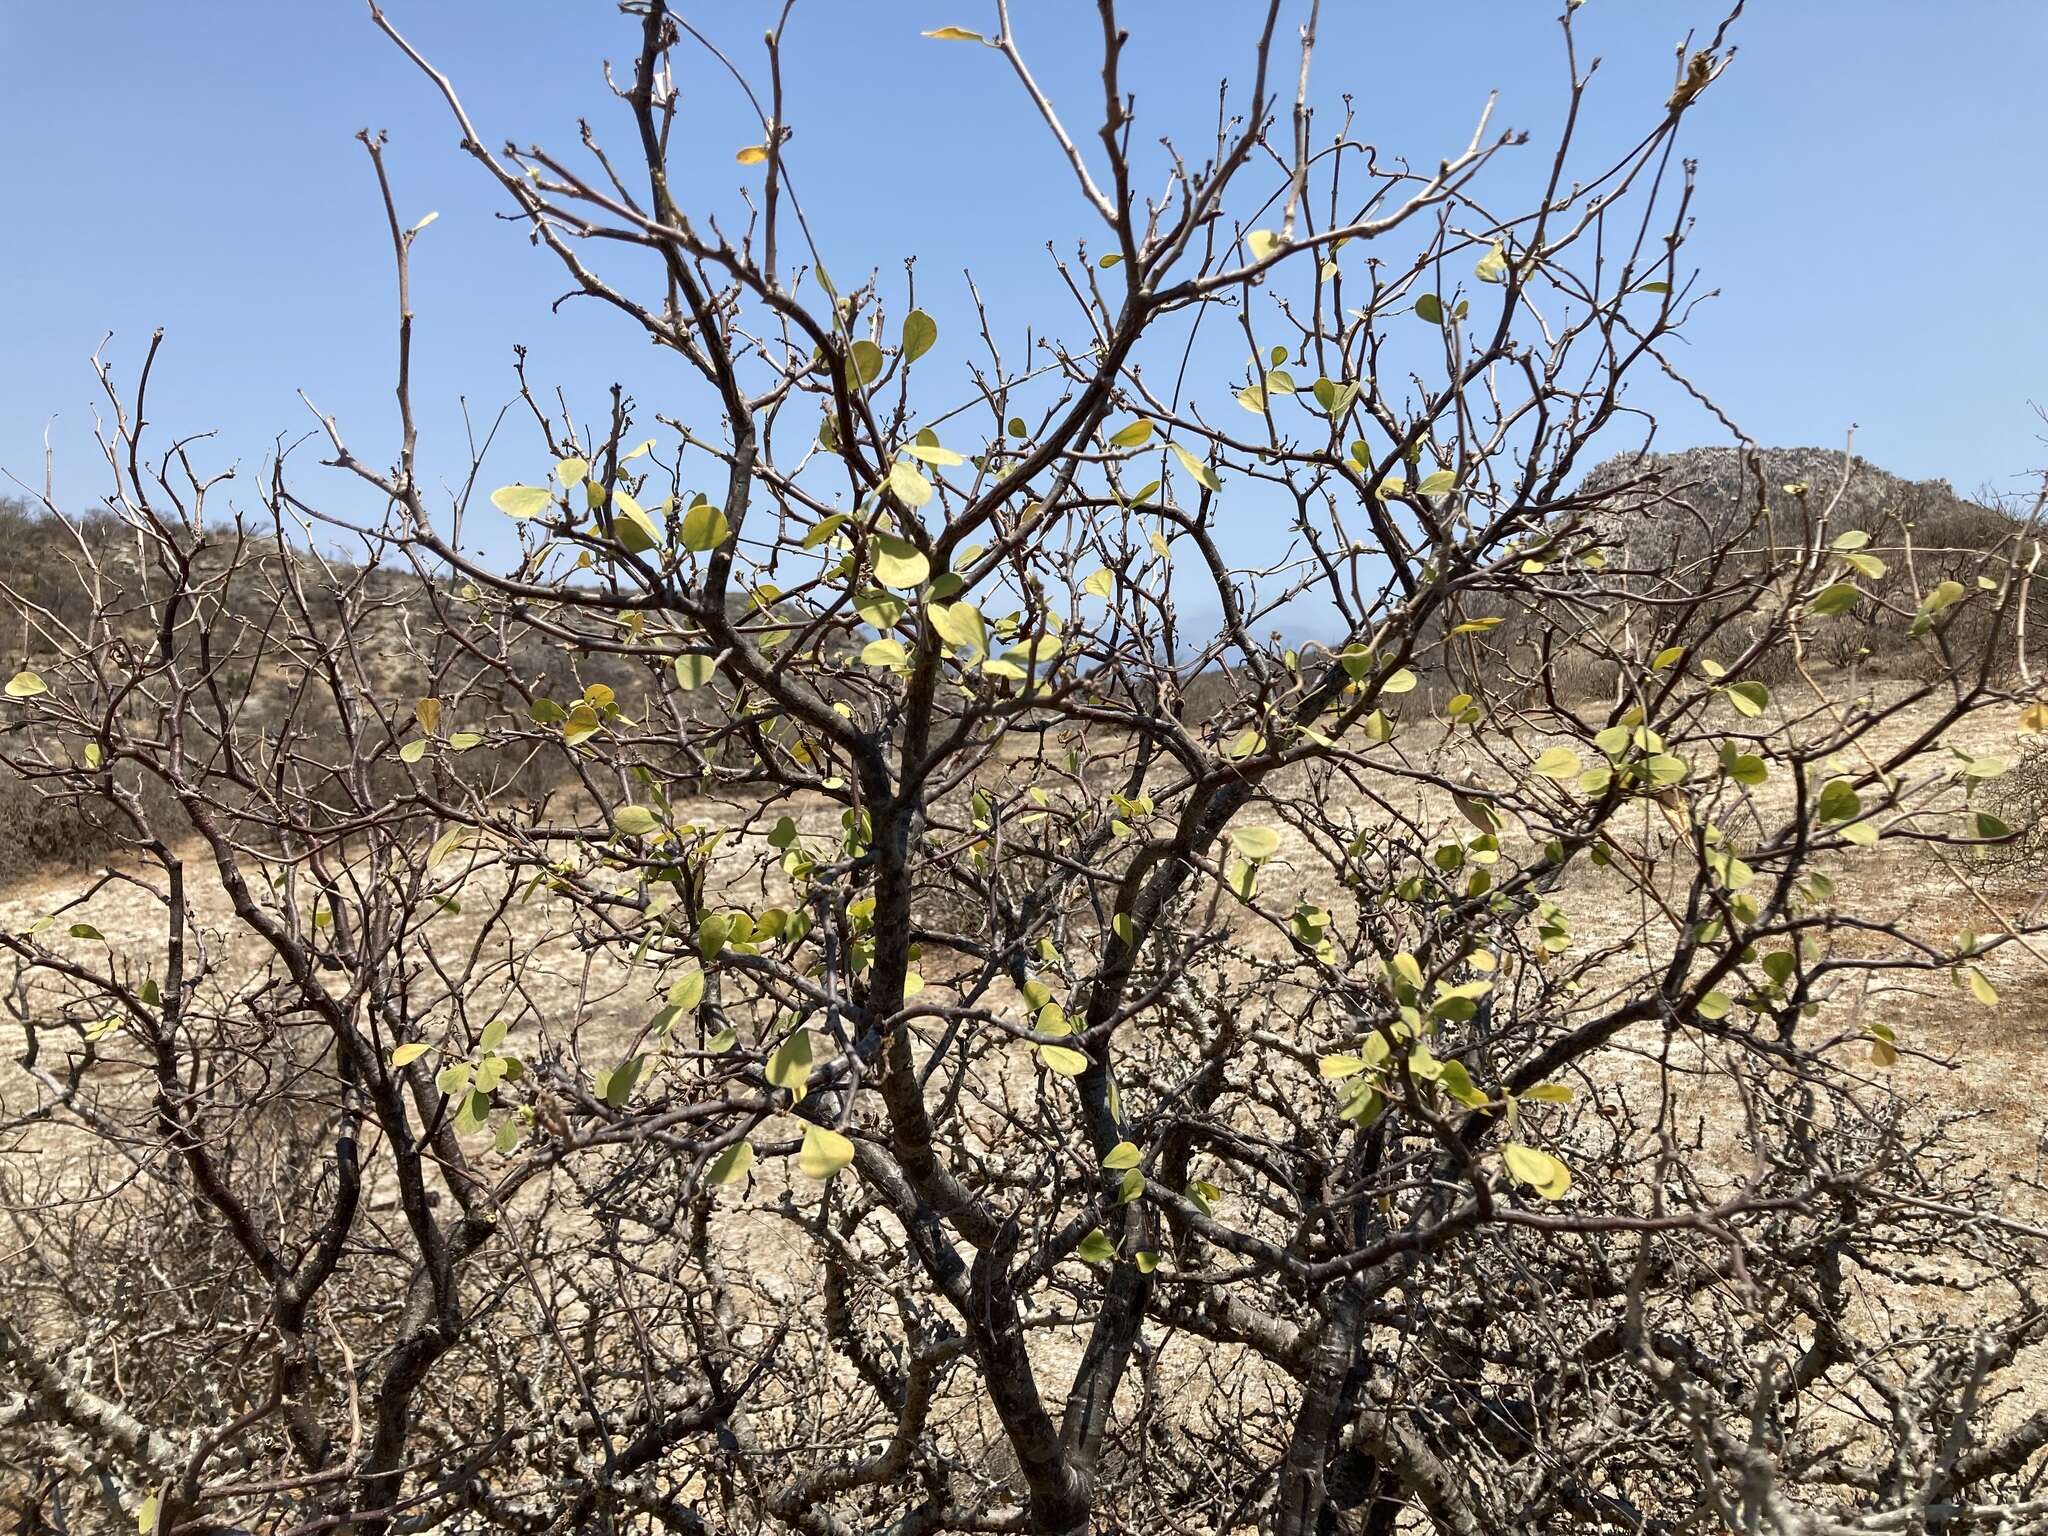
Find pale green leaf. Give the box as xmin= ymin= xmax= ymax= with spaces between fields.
xmin=798 ymin=1124 xmax=855 ymax=1177
xmin=1169 ymin=441 xmax=1223 ymax=492
xmin=491 ymin=484 xmax=553 ymax=519
xmin=901 ymin=309 xmax=938 ymax=362
xmin=873 ymin=534 xmax=931 ymax=589
xmin=1503 ymin=1142 xmax=1571 ymax=1199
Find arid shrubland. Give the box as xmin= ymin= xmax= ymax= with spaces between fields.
xmin=4 ymin=6 xmax=2048 ymax=1535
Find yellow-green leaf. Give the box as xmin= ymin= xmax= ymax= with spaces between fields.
xmin=681 ymin=500 xmax=731 ymax=552
xmin=798 ymin=1124 xmax=855 ymax=1178
xmin=491 ymin=484 xmax=553 ymax=519
xmin=928 ymin=600 xmax=987 ymax=654
xmin=888 ymin=460 xmax=935 ymax=508
xmin=1233 ymin=824 xmax=1280 ymax=861
xmin=922 ymin=24 xmax=986 ymax=41
xmin=613 ymin=489 xmax=664 ymax=554
xmin=1724 ymin=680 xmax=1770 ymax=718
xmin=873 ymin=534 xmax=931 ymax=589
xmin=1170 ymin=441 xmax=1223 ymax=492
xmin=599 ymin=1054 xmax=645 ymax=1108
xmin=1039 ymin=1042 xmax=1090 ymax=1076
xmin=1103 ymin=1140 xmax=1141 ymax=1169
xmin=1967 ymin=966 xmax=1999 ymax=1007
xmin=708 ymin=1140 xmax=755 ymax=1186
xmin=766 ymin=1029 xmax=813 ymax=1102
xmin=613 ymin=805 xmax=661 ymax=838
xmin=901 ymin=309 xmax=938 ymax=362
xmin=390 ymin=1042 xmax=431 ymax=1068
xmin=1503 ymin=1142 xmax=1571 ymax=1199
xmin=1076 ymin=1228 xmax=1115 ymax=1263
xmin=847 ymin=339 xmax=884 ymax=388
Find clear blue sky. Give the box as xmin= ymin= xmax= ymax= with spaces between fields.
xmin=2 ymin=1 xmax=2043 ymax=550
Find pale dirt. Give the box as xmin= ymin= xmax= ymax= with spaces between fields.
xmin=4 ymin=684 xmax=2047 ymax=1532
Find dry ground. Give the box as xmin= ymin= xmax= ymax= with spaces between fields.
xmin=4 ymin=681 xmax=2047 ymax=1531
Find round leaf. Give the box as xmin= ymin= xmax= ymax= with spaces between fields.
xmin=798 ymin=1124 xmax=855 ymax=1178
xmin=491 ymin=485 xmax=553 ymax=520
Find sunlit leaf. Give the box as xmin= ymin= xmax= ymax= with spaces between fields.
xmin=902 ymin=309 xmax=938 ymax=362
xmin=669 ymin=969 xmax=706 ymax=1010
xmin=766 ymin=1029 xmax=813 ymax=1102
xmin=928 ymin=600 xmax=987 ymax=654
xmin=1076 ymin=1228 xmax=1115 ymax=1263
xmin=599 ymin=1054 xmax=645 ymax=1108
xmin=613 ymin=489 xmax=664 ymax=554
xmin=1039 ymin=1042 xmax=1090 ymax=1076
xmin=873 ymin=534 xmax=931 ymax=589
xmin=847 ymin=339 xmax=884 ymax=388
xmin=888 ymin=460 xmax=934 ymax=508
xmin=613 ymin=804 xmax=661 ymax=838
xmin=708 ymin=1140 xmax=755 ymax=1186
xmin=1503 ymin=1142 xmax=1571 ymax=1199
xmin=1233 ymin=824 xmax=1280 ymax=861
xmin=798 ymin=1124 xmax=855 ymax=1178
xmin=681 ymin=500 xmax=731 ymax=552
xmin=491 ymin=484 xmax=553 ymax=519
xmin=1724 ymin=681 xmax=1770 ymax=717
xmin=1809 ymin=582 xmax=1861 ymax=617
xmin=1169 ymin=441 xmax=1223 ymax=492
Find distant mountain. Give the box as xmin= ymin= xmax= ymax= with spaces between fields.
xmin=1576 ymin=444 xmax=2006 ymax=568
